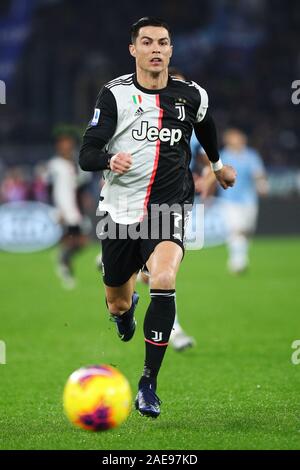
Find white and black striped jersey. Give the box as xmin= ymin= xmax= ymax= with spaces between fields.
xmin=84 ymin=73 xmax=208 ymax=224
xmin=47 ymin=156 xmax=82 ymax=226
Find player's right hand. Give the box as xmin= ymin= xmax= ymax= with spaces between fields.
xmin=215 ymin=165 xmax=236 ymax=190
xmin=109 ymin=152 xmax=132 ymax=174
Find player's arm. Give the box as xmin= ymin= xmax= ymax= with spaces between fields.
xmin=251 ymin=152 xmax=269 ymax=196
xmin=79 ymin=87 xmax=132 ymax=174
xmin=255 ymin=173 xmax=269 ymax=196
xmin=194 ymin=112 xmax=236 ymax=190
xmin=192 ymin=85 xmax=236 ymax=189
xmin=198 ymin=152 xmax=217 ymax=198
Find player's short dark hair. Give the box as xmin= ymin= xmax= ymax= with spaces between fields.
xmin=130 ymin=17 xmax=171 ymax=43
xmin=53 ymin=124 xmax=80 ymax=143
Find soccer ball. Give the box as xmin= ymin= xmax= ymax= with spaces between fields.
xmin=63 ymin=364 xmax=132 ymax=431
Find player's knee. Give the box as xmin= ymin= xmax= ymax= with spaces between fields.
xmin=151 ymin=269 xmax=176 ymax=290
xmin=106 ymin=297 xmax=131 ymax=315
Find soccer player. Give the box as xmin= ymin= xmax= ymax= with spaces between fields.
xmin=137 ymin=66 xmax=196 ymax=352
xmin=79 ymin=17 xmax=236 ymax=417
xmin=48 ymin=127 xmax=88 ymax=289
xmin=217 ymin=128 xmax=268 ymax=273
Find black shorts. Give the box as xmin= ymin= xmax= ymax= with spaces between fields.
xmin=99 ymin=208 xmax=190 ymax=287
xmin=63 ymin=225 xmax=82 ymax=237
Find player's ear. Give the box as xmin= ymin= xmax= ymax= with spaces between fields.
xmin=169 ymin=45 xmax=173 ymax=59
xmin=129 ymin=44 xmax=136 ymax=58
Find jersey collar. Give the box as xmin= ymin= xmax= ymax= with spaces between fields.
xmin=133 ymin=73 xmax=172 ymax=94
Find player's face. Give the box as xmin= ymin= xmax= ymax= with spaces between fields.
xmin=224 ymin=130 xmax=247 ymax=150
xmin=56 ymin=137 xmax=76 ymax=159
xmin=129 ymin=26 xmax=172 ymax=74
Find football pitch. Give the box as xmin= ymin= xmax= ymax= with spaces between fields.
xmin=0 ymin=237 xmax=300 ymax=450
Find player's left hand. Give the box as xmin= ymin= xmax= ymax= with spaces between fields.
xmin=214 ymin=165 xmax=236 ymax=190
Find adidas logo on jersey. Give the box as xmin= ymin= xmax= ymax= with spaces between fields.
xmin=132 ymin=121 xmax=182 ymax=146
xmin=134 ymin=107 xmax=144 ymax=117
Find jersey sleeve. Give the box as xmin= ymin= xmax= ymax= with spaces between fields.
xmin=191 ymin=81 xmax=209 ymax=123
xmin=84 ymin=86 xmax=117 ymax=142
xmin=250 ymin=150 xmax=265 ymax=177
xmin=79 ymin=86 xmax=118 ymax=171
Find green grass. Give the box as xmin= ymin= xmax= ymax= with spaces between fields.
xmin=0 ymin=238 xmax=300 ymax=450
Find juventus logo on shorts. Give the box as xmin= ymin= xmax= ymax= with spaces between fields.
xmin=175 ymin=103 xmax=185 ymax=121
xmin=151 ymin=330 xmax=163 ymax=342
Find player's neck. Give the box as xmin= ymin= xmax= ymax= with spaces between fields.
xmin=228 ymin=145 xmax=244 ymax=153
xmin=60 ymin=153 xmax=73 ymax=161
xmin=135 ymin=68 xmax=168 ymax=90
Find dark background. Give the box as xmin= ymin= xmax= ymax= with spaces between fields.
xmin=0 ymin=0 xmax=299 ymax=233
xmin=0 ymin=0 xmax=299 ymax=165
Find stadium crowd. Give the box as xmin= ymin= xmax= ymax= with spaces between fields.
xmin=0 ymin=0 xmax=299 ymax=172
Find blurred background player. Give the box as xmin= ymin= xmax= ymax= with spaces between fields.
xmin=202 ymin=128 xmax=268 ymax=273
xmin=137 ymin=66 xmax=196 ymax=352
xmin=47 ymin=126 xmax=89 ymax=288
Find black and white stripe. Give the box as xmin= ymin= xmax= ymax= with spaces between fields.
xmin=150 ymin=290 xmax=176 ymax=298
xmin=106 ymin=74 xmax=134 ymax=90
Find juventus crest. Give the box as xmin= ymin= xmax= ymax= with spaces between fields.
xmin=175 ymin=102 xmax=186 ymax=121
xmin=151 ymin=330 xmax=163 ymax=342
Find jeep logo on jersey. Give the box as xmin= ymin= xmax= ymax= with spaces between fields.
xmin=132 ymin=121 xmax=182 ymax=146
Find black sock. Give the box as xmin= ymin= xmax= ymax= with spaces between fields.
xmin=59 ymin=245 xmax=81 ymax=270
xmin=141 ymin=289 xmax=176 ymax=385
